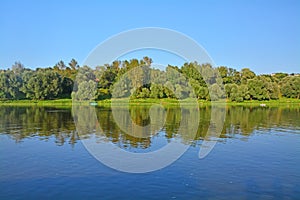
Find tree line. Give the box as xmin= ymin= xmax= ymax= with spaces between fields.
xmin=0 ymin=57 xmax=299 ymax=101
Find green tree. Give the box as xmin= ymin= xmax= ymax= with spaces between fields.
xmin=272 ymin=73 xmax=288 ymax=83
xmin=209 ymin=83 xmax=223 ymax=101
xmin=241 ymin=68 xmax=256 ymax=84
xmin=229 ymin=84 xmax=249 ymax=102
xmin=197 ymin=86 xmax=209 ymax=100
xmin=225 ymin=84 xmax=233 ymax=99
xmin=0 ymin=70 xmax=24 ymax=99
xmin=247 ymin=78 xmax=269 ymax=100
xmin=280 ymin=76 xmax=300 ymax=99
xmin=164 ymin=81 xmax=175 ymax=98
xmin=150 ymin=84 xmax=164 ymax=98
xmin=72 ymin=80 xmax=97 ymax=101
xmin=68 ymin=59 xmax=79 ymax=70
xmin=21 ymin=69 xmax=62 ymax=100
xmin=139 ymin=88 xmax=150 ymax=98
xmin=12 ymin=61 xmax=25 ymax=74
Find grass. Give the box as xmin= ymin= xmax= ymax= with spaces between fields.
xmin=0 ymin=98 xmax=299 ymax=108
xmin=0 ymin=99 xmax=73 ymax=106
xmin=224 ymin=98 xmax=300 ymax=107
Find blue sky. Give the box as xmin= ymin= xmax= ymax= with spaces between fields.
xmin=0 ymin=0 xmax=299 ymax=74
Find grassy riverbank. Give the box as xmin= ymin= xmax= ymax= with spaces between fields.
xmin=0 ymin=99 xmax=73 ymax=106
xmin=0 ymin=98 xmax=299 ymax=107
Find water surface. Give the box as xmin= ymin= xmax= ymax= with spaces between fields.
xmin=0 ymin=106 xmax=299 ymax=199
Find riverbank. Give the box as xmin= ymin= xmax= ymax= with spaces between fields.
xmin=0 ymin=99 xmax=73 ymax=107
xmin=0 ymin=98 xmax=299 ymax=107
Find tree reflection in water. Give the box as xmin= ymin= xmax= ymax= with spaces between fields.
xmin=0 ymin=106 xmax=299 ymax=148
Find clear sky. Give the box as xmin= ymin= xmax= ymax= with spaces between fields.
xmin=0 ymin=0 xmax=299 ymax=74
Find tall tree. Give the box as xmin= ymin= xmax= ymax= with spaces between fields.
xmin=68 ymin=59 xmax=79 ymax=70
xmin=12 ymin=61 xmax=25 ymax=74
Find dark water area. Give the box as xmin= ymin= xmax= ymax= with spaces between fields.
xmin=0 ymin=106 xmax=299 ymax=199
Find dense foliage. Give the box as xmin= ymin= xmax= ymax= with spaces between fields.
xmin=0 ymin=58 xmax=299 ymax=101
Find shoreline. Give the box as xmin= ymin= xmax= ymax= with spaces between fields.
xmin=0 ymin=98 xmax=299 ymax=107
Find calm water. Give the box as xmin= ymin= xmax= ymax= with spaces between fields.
xmin=0 ymin=105 xmax=299 ymax=199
